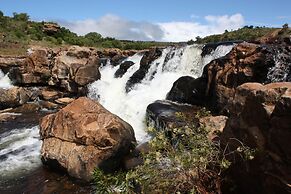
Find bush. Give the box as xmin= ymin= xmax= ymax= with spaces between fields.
xmin=92 ymin=108 xmax=257 ymax=193
xmin=13 ymin=12 xmax=29 ymax=21
xmin=126 ymin=125 xmax=221 ymax=193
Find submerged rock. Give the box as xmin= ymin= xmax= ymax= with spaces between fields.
xmin=40 ymin=97 xmax=136 ymax=181
xmin=114 ymin=61 xmax=134 ymax=78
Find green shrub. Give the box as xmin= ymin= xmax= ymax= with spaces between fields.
xmin=93 ymin=124 xmax=223 ymax=193
xmin=92 ymin=106 xmax=258 ymax=194
xmin=125 ymin=125 xmax=221 ymax=193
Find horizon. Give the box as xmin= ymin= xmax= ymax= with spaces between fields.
xmin=1 ymin=0 xmax=291 ymax=42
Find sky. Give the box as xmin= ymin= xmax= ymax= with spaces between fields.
xmin=1 ymin=0 xmax=291 ymax=42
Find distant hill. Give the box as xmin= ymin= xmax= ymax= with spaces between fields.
xmin=0 ymin=11 xmax=172 ymax=55
xmin=192 ymin=25 xmax=290 ymax=44
xmin=1 ymin=11 xmax=290 ymax=56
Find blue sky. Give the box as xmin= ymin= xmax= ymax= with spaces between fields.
xmin=1 ymin=0 xmax=291 ymax=41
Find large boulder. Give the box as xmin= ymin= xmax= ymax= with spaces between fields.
xmin=40 ymin=97 xmax=136 ymax=181
xmin=9 ymin=47 xmax=53 ymax=85
xmin=166 ymin=76 xmax=207 ymax=106
xmin=146 ymin=100 xmax=200 ymax=132
xmin=166 ymin=42 xmax=277 ymax=112
xmin=8 ymin=46 xmax=101 ymax=94
xmin=42 ymin=23 xmax=61 ymax=35
xmin=221 ymin=82 xmax=291 ymax=193
xmin=50 ymin=46 xmax=100 ymax=93
xmin=204 ymin=42 xmax=275 ymax=112
xmin=0 ymin=55 xmax=25 ymax=73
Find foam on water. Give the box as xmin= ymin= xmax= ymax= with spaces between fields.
xmin=88 ymin=44 xmax=233 ymax=142
xmin=0 ymin=70 xmax=13 ymax=89
xmin=0 ymin=126 xmax=42 ymax=179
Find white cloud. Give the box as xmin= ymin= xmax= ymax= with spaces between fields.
xmin=160 ymin=14 xmax=244 ymax=42
xmin=61 ymin=13 xmax=245 ymax=42
xmin=61 ymin=14 xmax=164 ymax=41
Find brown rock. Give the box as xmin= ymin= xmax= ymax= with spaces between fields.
xmin=55 ymin=97 xmax=74 ymax=105
xmin=42 ymin=23 xmax=61 ymax=35
xmin=0 ymin=56 xmax=25 ymax=71
xmin=0 ymin=87 xmax=32 ymax=109
xmin=221 ymin=82 xmax=291 ymax=193
xmin=204 ymin=42 xmax=275 ymax=112
xmin=199 ymin=115 xmax=228 ymax=141
xmin=40 ymin=97 xmax=136 ymax=181
xmin=51 ymin=46 xmax=100 ymax=92
xmin=39 ymin=101 xmax=59 ymax=110
xmin=7 ymin=46 xmax=101 ymax=93
xmin=41 ymin=90 xmax=61 ymax=101
xmin=8 ymin=47 xmax=53 ymax=85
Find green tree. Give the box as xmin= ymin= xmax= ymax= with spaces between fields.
xmin=13 ymin=12 xmax=29 ymax=21
xmin=283 ymin=23 xmax=289 ymax=29
xmin=84 ymin=32 xmax=102 ymax=42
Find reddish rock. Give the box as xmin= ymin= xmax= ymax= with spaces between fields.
xmin=42 ymin=23 xmax=61 ymax=35
xmin=51 ymin=46 xmax=100 ymax=92
xmin=204 ymin=42 xmax=275 ymax=112
xmin=199 ymin=115 xmax=227 ymax=141
xmin=40 ymin=97 xmax=136 ymax=181
xmin=221 ymin=82 xmax=291 ymax=193
xmin=0 ymin=87 xmax=32 ymax=109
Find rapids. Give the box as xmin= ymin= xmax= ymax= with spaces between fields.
xmin=88 ymin=44 xmax=233 ymax=142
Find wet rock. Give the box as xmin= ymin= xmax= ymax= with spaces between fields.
xmin=114 ymin=61 xmax=134 ymax=78
xmin=0 ymin=102 xmax=49 ymax=133
xmin=126 ymin=48 xmax=162 ymax=92
xmin=146 ymin=100 xmax=200 ymax=131
xmin=40 ymin=97 xmax=136 ymax=181
xmin=201 ymin=41 xmax=241 ymax=57
xmin=166 ymin=76 xmax=207 ymax=106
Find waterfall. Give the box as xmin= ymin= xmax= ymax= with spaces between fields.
xmin=0 ymin=70 xmax=13 ymax=89
xmin=267 ymin=51 xmax=291 ymax=82
xmin=88 ymin=44 xmax=233 ymax=142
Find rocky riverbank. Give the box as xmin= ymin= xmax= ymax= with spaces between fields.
xmin=0 ymin=28 xmax=290 ymax=193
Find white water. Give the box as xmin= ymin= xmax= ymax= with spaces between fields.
xmin=88 ymin=44 xmax=233 ymax=142
xmin=0 ymin=70 xmax=13 ymax=89
xmin=267 ymin=52 xmax=290 ymax=82
xmin=0 ymin=126 xmax=42 ymax=179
